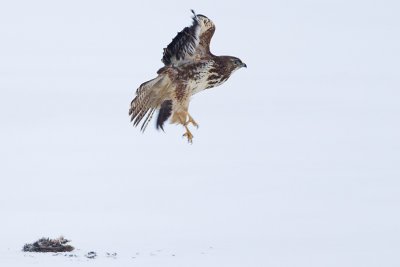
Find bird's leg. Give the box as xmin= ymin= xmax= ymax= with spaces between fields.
xmin=178 ymin=112 xmax=194 ymax=144
xmin=182 ymin=125 xmax=194 ymax=144
xmin=187 ymin=113 xmax=199 ymax=128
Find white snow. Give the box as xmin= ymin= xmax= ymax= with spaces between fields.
xmin=0 ymin=0 xmax=400 ymax=266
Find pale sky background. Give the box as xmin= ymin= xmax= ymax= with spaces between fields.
xmin=0 ymin=0 xmax=399 ymax=266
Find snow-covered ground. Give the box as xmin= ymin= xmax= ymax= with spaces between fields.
xmin=1 ymin=0 xmax=399 ymax=266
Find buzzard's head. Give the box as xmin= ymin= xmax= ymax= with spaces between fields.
xmin=228 ymin=57 xmax=247 ymax=71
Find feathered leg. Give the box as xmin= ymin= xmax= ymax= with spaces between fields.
xmin=169 ymin=88 xmax=199 ymax=143
xmin=175 ymin=111 xmax=194 ymax=143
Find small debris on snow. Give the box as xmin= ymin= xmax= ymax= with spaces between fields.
xmin=106 ymin=252 xmax=117 ymax=258
xmin=22 ymin=236 xmax=74 ymax=253
xmin=85 ymin=251 xmax=97 ymax=259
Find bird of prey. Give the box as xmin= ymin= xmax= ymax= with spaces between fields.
xmin=129 ymin=10 xmax=246 ymax=143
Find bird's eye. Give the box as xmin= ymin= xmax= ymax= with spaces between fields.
xmin=235 ymin=59 xmax=241 ymax=65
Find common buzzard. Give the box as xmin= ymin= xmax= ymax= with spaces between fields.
xmin=129 ymin=10 xmax=246 ymax=143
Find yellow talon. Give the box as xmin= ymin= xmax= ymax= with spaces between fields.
xmin=188 ymin=114 xmax=199 ymax=128
xmin=183 ymin=126 xmax=194 ymax=144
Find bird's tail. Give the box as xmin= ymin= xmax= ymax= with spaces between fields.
xmin=129 ymin=75 xmax=172 ymax=131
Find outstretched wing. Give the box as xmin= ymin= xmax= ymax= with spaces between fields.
xmin=162 ymin=10 xmax=216 ymax=66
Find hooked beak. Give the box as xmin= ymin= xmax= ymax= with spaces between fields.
xmin=242 ymin=62 xmax=247 ymax=68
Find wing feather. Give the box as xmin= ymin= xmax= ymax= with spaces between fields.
xmin=140 ymin=108 xmax=156 ymax=132
xmin=129 ymin=75 xmax=173 ymax=131
xmin=162 ymin=10 xmax=215 ymax=66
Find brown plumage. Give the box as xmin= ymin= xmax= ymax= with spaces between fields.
xmin=129 ymin=10 xmax=246 ymax=143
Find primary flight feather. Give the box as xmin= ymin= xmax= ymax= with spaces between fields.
xmin=129 ymin=10 xmax=246 ymax=143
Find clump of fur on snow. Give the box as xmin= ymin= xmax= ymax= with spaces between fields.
xmin=22 ymin=236 xmax=74 ymax=252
